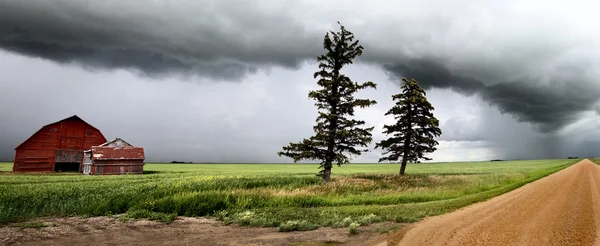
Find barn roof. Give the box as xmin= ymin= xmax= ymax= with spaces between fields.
xmin=15 ymin=115 xmax=105 ymax=150
xmin=91 ymin=146 xmax=145 ymax=160
xmin=51 ymin=115 xmax=100 ymax=130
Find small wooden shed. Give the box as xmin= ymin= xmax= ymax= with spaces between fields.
xmin=82 ymin=138 xmax=145 ymax=175
xmin=13 ymin=115 xmax=107 ymax=172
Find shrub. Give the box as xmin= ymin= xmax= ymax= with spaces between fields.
xmin=348 ymin=222 xmax=360 ymax=235
xmin=278 ymin=220 xmax=318 ymax=232
xmin=229 ymin=210 xmax=277 ymax=227
xmin=333 ymin=216 xmax=354 ymax=228
xmin=356 ymin=213 xmax=381 ymax=225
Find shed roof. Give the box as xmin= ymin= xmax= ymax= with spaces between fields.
xmin=91 ymin=146 xmax=145 ymax=160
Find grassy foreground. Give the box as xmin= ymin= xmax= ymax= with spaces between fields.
xmin=0 ymin=159 xmax=579 ymax=230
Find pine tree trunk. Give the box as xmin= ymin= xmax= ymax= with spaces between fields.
xmin=322 ymin=164 xmax=332 ymax=184
xmin=400 ymin=137 xmax=409 ymax=176
xmin=400 ymin=158 xmax=408 ymax=175
xmin=400 ymin=111 xmax=412 ymax=176
xmin=323 ymin=67 xmax=340 ymax=184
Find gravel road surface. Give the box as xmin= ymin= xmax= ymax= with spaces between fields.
xmin=391 ymin=159 xmax=600 ymax=246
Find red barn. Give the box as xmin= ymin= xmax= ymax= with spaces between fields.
xmin=82 ymin=138 xmax=145 ymax=175
xmin=13 ymin=115 xmax=107 ymax=172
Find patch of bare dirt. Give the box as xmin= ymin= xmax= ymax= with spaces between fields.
xmin=1 ymin=216 xmax=401 ymax=246
xmin=383 ymin=159 xmax=600 ymax=246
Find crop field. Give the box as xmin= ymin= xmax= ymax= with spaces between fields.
xmin=0 ymin=163 xmax=11 ymax=172
xmin=0 ymin=159 xmax=579 ymax=231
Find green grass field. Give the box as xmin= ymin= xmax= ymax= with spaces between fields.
xmin=0 ymin=159 xmax=580 ymax=230
xmin=0 ymin=163 xmax=11 ymax=172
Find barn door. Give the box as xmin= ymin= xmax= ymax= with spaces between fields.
xmin=82 ymin=151 xmax=92 ymax=174
xmin=54 ymin=150 xmax=83 ymax=172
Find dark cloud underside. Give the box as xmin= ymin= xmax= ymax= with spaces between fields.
xmin=384 ymin=59 xmax=600 ymax=132
xmin=0 ymin=1 xmax=321 ymax=80
xmin=1 ymin=0 xmax=599 ymax=134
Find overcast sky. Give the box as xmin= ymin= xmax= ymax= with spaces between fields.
xmin=2 ymin=0 xmax=600 ymax=163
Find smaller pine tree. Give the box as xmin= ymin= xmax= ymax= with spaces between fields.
xmin=375 ymin=77 xmax=442 ymax=175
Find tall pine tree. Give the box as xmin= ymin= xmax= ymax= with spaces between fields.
xmin=375 ymin=77 xmax=441 ymax=175
xmin=278 ymin=22 xmax=377 ymax=183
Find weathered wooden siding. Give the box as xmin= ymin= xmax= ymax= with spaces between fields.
xmin=86 ymin=143 xmax=145 ymax=175
xmin=13 ymin=149 xmax=55 ymax=172
xmin=55 ymin=150 xmax=83 ymax=163
xmin=59 ymin=120 xmax=85 ymax=149
xmin=82 ymin=151 xmax=92 ymax=174
xmin=13 ymin=123 xmax=62 ymax=172
xmin=89 ymin=160 xmax=145 ymax=175
xmin=15 ymin=125 xmax=61 ymax=150
xmin=13 ymin=115 xmax=107 ymax=172
xmin=83 ymin=127 xmax=106 ymax=149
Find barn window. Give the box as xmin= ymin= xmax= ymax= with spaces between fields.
xmin=49 ymin=128 xmax=58 ymax=133
xmin=86 ymin=130 xmax=94 ymax=136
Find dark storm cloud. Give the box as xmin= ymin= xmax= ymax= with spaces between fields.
xmin=384 ymin=59 xmax=600 ymax=132
xmin=0 ymin=1 xmax=321 ymax=80
xmin=383 ymin=59 xmax=485 ymax=94
xmin=1 ymin=0 xmax=600 ymax=134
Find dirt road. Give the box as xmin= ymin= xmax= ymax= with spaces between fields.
xmin=390 ymin=159 xmax=600 ymax=246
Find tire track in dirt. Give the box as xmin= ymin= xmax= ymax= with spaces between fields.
xmin=389 ymin=159 xmax=600 ymax=246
